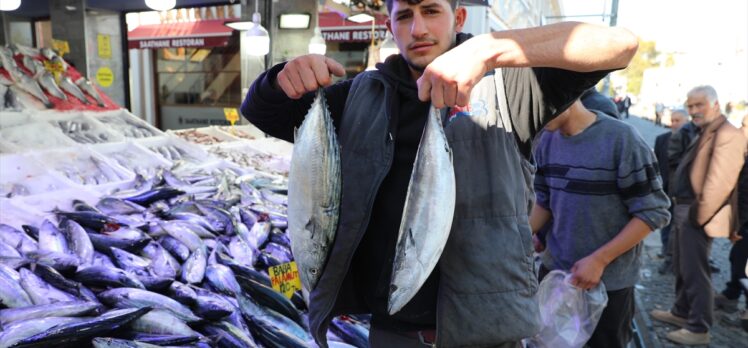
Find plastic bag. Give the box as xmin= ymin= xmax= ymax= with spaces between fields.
xmin=524 ymin=270 xmax=608 ymax=348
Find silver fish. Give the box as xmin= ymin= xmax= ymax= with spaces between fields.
xmin=0 ymin=301 xmax=99 ymax=326
xmin=59 ymin=75 xmax=90 ymax=104
xmin=19 ymin=268 xmax=79 ymax=305
xmin=22 ymin=55 xmax=45 ymax=78
xmin=0 ymin=317 xmax=81 ymax=348
xmin=76 ymin=77 xmax=106 ymax=107
xmin=181 ymin=245 xmax=207 ymax=284
xmin=0 ymin=264 xmax=34 ymax=308
xmin=8 ymin=68 xmax=54 ymax=108
xmin=37 ymin=70 xmax=68 ymax=100
xmin=287 ymin=89 xmax=341 ymax=300
xmin=129 ymin=309 xmax=200 ymax=336
xmin=388 ymin=106 xmax=455 ymax=315
xmin=98 ymin=287 xmax=201 ymax=322
xmin=39 ymin=219 xmax=70 ymax=255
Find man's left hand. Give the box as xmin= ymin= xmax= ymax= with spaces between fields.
xmin=570 ymin=254 xmax=607 ymax=290
xmin=417 ymin=37 xmax=490 ymax=108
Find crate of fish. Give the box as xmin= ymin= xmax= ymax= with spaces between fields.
xmin=90 ymin=109 xmax=164 ymax=139
xmin=168 ymin=126 xmax=240 ymax=146
xmin=90 ymin=141 xmax=173 ymax=178
xmin=41 ymin=112 xmax=126 ymax=145
xmin=246 ymin=137 xmax=293 ymax=160
xmin=0 ymin=153 xmax=76 ymax=198
xmin=31 ymin=146 xmax=135 ymax=193
xmin=208 ymin=141 xmax=290 ymax=177
xmin=217 ymin=124 xmax=264 ymax=140
xmin=0 ymin=121 xmax=77 ymax=150
xmin=135 ymin=135 xmax=214 ymax=165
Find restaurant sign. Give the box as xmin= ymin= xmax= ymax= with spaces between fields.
xmin=322 ymin=29 xmax=388 ymax=43
xmin=128 ymin=36 xmax=230 ymax=49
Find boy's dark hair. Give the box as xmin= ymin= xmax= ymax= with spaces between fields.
xmin=385 ymin=0 xmax=459 ymax=14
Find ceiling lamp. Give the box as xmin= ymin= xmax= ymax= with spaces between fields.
xmin=246 ymin=2 xmax=269 ymax=56
xmin=225 ymin=21 xmax=257 ymax=31
xmin=0 ymin=0 xmax=21 ymax=12
xmin=145 ymin=0 xmax=176 ymax=12
xmin=379 ymin=31 xmax=398 ymax=62
xmin=347 ymin=13 xmax=374 ymax=23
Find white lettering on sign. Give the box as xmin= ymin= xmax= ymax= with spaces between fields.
xmin=323 ymin=29 xmax=387 ymax=42
xmin=137 ymin=37 xmax=206 ymax=48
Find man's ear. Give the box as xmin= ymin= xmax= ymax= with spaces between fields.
xmin=454 ymin=6 xmax=467 ymax=32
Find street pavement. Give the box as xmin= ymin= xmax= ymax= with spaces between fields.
xmin=622 ymin=115 xmax=748 ymax=347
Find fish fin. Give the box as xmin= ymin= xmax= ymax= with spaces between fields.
xmin=305 ymin=218 xmax=316 ymax=238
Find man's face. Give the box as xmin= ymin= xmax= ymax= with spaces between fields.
xmin=686 ymin=92 xmax=720 ymax=128
xmin=670 ymin=112 xmax=687 ymax=132
xmin=386 ymin=0 xmax=465 ymax=71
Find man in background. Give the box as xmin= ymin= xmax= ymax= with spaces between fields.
xmin=654 ymin=109 xmax=689 ymax=274
xmin=651 ymin=86 xmax=747 ymax=345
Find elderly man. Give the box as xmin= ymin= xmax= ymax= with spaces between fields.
xmin=651 ymin=86 xmax=747 ymax=345
xmin=654 ymin=109 xmax=689 ymax=273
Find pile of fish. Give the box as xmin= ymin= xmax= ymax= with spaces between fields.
xmin=218 ymin=127 xmax=256 ymax=141
xmin=0 ymin=164 xmax=370 ymax=347
xmin=208 ymin=147 xmax=288 ymax=177
xmin=0 ymin=43 xmax=107 ymax=109
xmin=146 ymin=144 xmax=196 ymax=163
xmin=98 ymin=114 xmax=161 ymax=139
xmin=53 ymin=119 xmax=118 ymax=144
xmin=43 ymin=153 xmax=129 ymax=187
xmin=173 ymin=130 xmax=228 ymax=146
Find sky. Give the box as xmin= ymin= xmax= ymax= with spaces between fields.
xmin=561 ymin=0 xmax=747 ymax=56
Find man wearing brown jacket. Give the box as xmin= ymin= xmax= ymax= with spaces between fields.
xmin=650 ymin=85 xmax=747 ymax=345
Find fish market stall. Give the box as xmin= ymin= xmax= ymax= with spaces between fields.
xmin=0 ymin=43 xmax=368 ymax=347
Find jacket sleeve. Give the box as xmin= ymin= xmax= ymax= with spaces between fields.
xmin=695 ymin=128 xmax=748 ymax=226
xmin=617 ymin=133 xmax=672 ymax=230
xmin=240 ymin=62 xmax=352 ymax=143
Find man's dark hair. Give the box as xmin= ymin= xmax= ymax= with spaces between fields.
xmin=385 ymin=0 xmax=459 ymax=14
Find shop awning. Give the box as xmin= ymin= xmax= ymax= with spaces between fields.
xmin=128 ymin=19 xmax=234 ymax=49
xmin=319 ymin=12 xmax=388 ymax=43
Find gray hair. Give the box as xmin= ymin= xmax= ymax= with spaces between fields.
xmin=669 ymin=108 xmax=689 ymax=118
xmin=688 ymin=85 xmax=719 ymax=105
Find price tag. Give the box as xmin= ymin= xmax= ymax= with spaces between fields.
xmin=268 ymin=261 xmax=302 ymax=299
xmin=224 ymin=107 xmax=239 ymax=126
xmin=51 ymin=39 xmax=70 ymax=57
xmin=44 ymin=60 xmax=65 ymax=82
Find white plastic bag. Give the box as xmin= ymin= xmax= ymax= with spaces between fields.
xmin=524 ymin=270 xmax=608 ymax=348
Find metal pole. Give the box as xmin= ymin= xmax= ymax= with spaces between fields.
xmin=601 ymin=0 xmax=620 ymax=96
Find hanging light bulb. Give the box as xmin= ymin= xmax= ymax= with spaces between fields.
xmin=0 ymin=0 xmax=21 ymax=11
xmin=379 ymin=31 xmax=399 ymax=62
xmin=308 ymin=18 xmax=326 ymax=55
xmin=246 ymin=4 xmax=270 ymax=56
xmin=145 ymin=0 xmax=176 ymax=12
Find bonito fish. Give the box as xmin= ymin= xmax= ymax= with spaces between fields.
xmin=38 ymin=70 xmax=68 ymax=100
xmin=287 ymin=88 xmax=341 ymax=300
xmin=60 ymin=75 xmax=90 ymax=104
xmin=76 ymin=77 xmax=106 ymax=107
xmin=388 ymin=106 xmax=456 ymax=315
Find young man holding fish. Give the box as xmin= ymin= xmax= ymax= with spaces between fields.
xmin=242 ymin=0 xmax=638 ymax=346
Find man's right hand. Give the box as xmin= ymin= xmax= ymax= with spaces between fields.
xmin=274 ymin=54 xmax=346 ymax=99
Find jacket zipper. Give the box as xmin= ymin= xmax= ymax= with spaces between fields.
xmin=315 ymin=132 xmax=396 ymax=347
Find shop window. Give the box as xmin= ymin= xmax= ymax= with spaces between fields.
xmin=156 ymin=44 xmax=241 ymax=106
